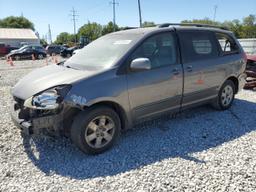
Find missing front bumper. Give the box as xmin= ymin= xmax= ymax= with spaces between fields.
xmin=11 ymin=105 xmax=63 ymax=135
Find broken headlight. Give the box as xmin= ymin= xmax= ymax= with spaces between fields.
xmin=24 ymin=85 xmax=71 ymax=110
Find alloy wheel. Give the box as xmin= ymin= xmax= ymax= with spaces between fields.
xmin=221 ymin=85 xmax=234 ymax=107
xmin=85 ymin=115 xmax=115 ymax=149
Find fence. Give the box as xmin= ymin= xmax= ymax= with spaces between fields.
xmin=238 ymin=38 xmax=256 ymax=55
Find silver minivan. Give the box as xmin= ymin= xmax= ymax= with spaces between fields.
xmin=11 ymin=24 xmax=247 ymax=154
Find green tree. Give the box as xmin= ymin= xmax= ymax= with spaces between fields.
xmin=40 ymin=39 xmax=48 ymax=47
xmin=181 ymin=18 xmax=221 ymax=26
xmin=243 ymin=14 xmax=256 ymax=26
xmin=102 ymin=22 xmax=119 ymax=35
xmin=181 ymin=17 xmax=256 ymax=38
xmin=54 ymin=32 xmax=77 ymax=46
xmin=0 ymin=16 xmax=34 ymax=30
xmin=222 ymin=20 xmax=243 ymax=38
xmin=142 ymin=21 xmax=156 ymax=27
xmin=78 ymin=22 xmax=102 ymax=41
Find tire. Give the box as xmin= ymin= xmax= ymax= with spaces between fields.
xmin=38 ymin=54 xmax=44 ymax=60
xmin=70 ymin=106 xmax=121 ymax=154
xmin=67 ymin=53 xmax=71 ymax=58
xmin=212 ymin=80 xmax=235 ymax=110
xmin=14 ymin=55 xmax=20 ymax=61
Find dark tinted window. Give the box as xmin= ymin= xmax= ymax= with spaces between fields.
xmin=130 ymin=33 xmax=177 ymax=69
xmin=179 ymin=31 xmax=218 ymax=63
xmin=215 ymin=33 xmax=239 ymax=55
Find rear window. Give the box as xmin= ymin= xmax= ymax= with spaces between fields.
xmin=215 ymin=33 xmax=239 ymax=55
xmin=179 ymin=31 xmax=218 ymax=63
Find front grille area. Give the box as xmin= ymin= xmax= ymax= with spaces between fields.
xmin=13 ymin=96 xmax=24 ymax=110
xmin=13 ymin=96 xmax=30 ymax=120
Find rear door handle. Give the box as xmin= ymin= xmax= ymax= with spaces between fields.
xmin=172 ymin=68 xmax=179 ymax=75
xmin=187 ymin=65 xmax=193 ymax=72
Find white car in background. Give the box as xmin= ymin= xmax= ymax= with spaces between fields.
xmin=72 ymin=48 xmax=82 ymax=55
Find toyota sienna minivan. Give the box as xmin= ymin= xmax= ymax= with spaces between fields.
xmin=11 ymin=24 xmax=247 ymax=154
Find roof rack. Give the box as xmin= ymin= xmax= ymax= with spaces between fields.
xmin=121 ymin=27 xmax=138 ymax=30
xmin=158 ymin=23 xmax=229 ymax=30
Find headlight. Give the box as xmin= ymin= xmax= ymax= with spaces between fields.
xmin=24 ymin=85 xmax=71 ymax=110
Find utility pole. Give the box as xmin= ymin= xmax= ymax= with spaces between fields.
xmin=48 ymin=24 xmax=52 ymax=44
xmin=70 ymin=7 xmax=79 ymax=43
xmin=213 ymin=5 xmax=218 ymax=22
xmin=110 ymin=0 xmax=118 ymax=31
xmin=138 ymin=0 xmax=142 ymax=27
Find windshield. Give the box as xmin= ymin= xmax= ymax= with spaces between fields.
xmin=64 ymin=32 xmax=142 ymax=70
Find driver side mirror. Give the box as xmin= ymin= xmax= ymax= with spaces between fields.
xmin=130 ymin=58 xmax=151 ymax=71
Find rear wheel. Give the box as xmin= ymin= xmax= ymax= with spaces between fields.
xmin=38 ymin=54 xmax=44 ymax=60
xmin=212 ymin=80 xmax=235 ymax=110
xmin=70 ymin=106 xmax=121 ymax=154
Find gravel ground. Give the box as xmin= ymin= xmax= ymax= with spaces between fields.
xmin=0 ymin=59 xmax=256 ymax=192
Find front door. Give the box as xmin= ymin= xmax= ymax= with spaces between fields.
xmin=126 ymin=32 xmax=183 ymax=121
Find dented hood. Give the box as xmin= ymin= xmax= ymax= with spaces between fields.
xmin=12 ymin=64 xmax=95 ymax=100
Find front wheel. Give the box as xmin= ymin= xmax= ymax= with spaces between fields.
xmin=70 ymin=106 xmax=121 ymax=154
xmin=212 ymin=80 xmax=235 ymax=110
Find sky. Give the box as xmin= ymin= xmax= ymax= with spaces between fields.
xmin=0 ymin=0 xmax=255 ymax=41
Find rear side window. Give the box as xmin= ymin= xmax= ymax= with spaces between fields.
xmin=179 ymin=31 xmax=218 ymax=63
xmin=215 ymin=33 xmax=239 ymax=55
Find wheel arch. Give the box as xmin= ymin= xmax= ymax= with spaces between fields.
xmin=226 ymin=76 xmax=239 ymax=94
xmin=86 ymin=101 xmax=129 ymax=131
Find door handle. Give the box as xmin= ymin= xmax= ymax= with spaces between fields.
xmin=187 ymin=65 xmax=193 ymax=72
xmin=172 ymin=68 xmax=179 ymax=75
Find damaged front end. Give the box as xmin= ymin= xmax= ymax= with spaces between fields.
xmin=11 ymin=85 xmax=72 ymax=136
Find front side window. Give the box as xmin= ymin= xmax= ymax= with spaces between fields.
xmin=215 ymin=33 xmax=239 ymax=55
xmin=129 ymin=33 xmax=177 ymax=69
xmin=179 ymin=31 xmax=218 ymax=63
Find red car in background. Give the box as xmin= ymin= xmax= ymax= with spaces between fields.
xmin=0 ymin=43 xmax=18 ymax=57
xmin=0 ymin=43 xmax=9 ymax=56
xmin=247 ymin=54 xmax=256 ymax=62
xmin=245 ymin=54 xmax=256 ymax=89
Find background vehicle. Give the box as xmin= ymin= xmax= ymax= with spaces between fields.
xmin=11 ymin=24 xmax=246 ymax=154
xmin=244 ymin=54 xmax=256 ymax=89
xmin=0 ymin=43 xmax=9 ymax=56
xmin=46 ymin=44 xmax=64 ymax=55
xmin=60 ymin=46 xmax=78 ymax=57
xmin=72 ymin=48 xmax=82 ymax=55
xmin=7 ymin=45 xmax=46 ymax=60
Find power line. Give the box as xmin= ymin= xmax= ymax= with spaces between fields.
xmin=110 ymin=0 xmax=119 ymax=31
xmin=138 ymin=0 xmax=142 ymax=27
xmin=213 ymin=5 xmax=218 ymax=21
xmin=69 ymin=7 xmax=79 ymax=43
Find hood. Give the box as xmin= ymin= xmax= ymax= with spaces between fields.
xmin=12 ymin=64 xmax=96 ymax=100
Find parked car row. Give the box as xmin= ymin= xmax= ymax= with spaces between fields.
xmin=7 ymin=45 xmax=47 ymax=60
xmin=5 ymin=44 xmax=84 ymax=60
